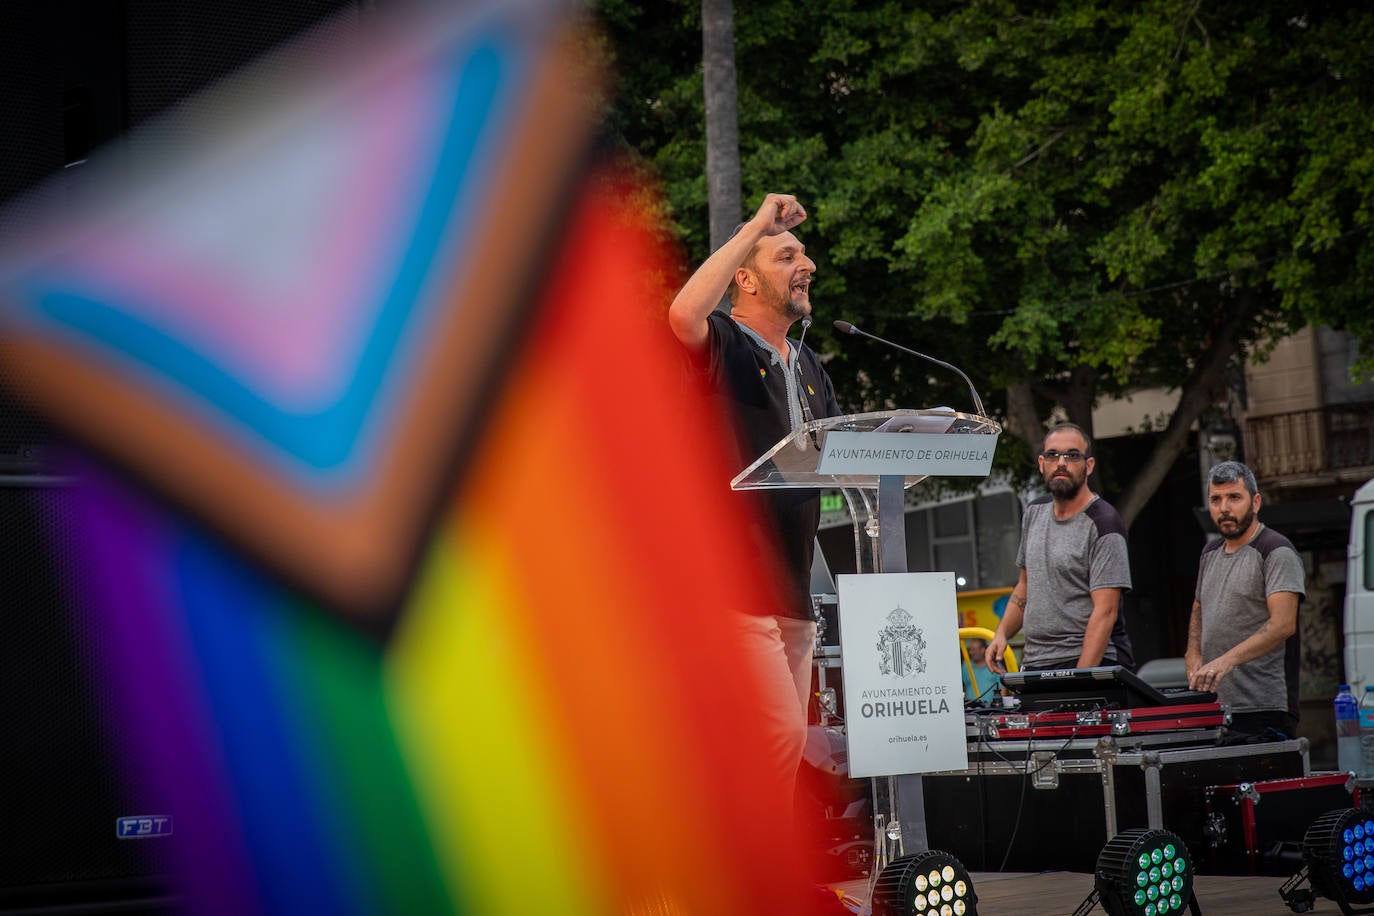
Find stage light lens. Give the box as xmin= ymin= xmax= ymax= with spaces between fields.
xmin=1094 ymin=828 xmax=1193 ymax=916
xmin=1301 ymin=807 xmax=1374 ymax=910
xmin=872 ymin=850 xmax=976 ymax=916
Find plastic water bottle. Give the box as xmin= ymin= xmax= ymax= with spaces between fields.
xmin=1359 ymin=687 xmax=1374 ymax=778
xmin=1336 ymin=684 xmax=1361 ymax=775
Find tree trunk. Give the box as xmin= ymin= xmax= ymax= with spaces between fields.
xmin=1004 ymin=379 xmax=1043 ymax=449
xmin=1115 ymin=299 xmax=1252 ymax=528
xmin=1059 ymin=364 xmax=1098 ymax=442
xmin=702 ymin=0 xmax=741 ymax=258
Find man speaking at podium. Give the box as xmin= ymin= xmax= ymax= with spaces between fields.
xmin=669 ymin=193 xmax=841 ymax=792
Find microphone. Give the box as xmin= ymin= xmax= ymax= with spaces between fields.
xmin=833 ymin=319 xmax=987 ymax=418
xmin=794 ymin=317 xmax=819 ymax=449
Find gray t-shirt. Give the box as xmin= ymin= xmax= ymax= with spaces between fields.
xmin=1195 ymin=525 xmax=1306 ymax=717
xmin=1016 ymin=495 xmax=1132 ymax=668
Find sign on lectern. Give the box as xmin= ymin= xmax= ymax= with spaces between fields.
xmin=836 ymin=571 xmax=969 ymax=778
xmin=731 ymin=408 xmax=999 ymax=491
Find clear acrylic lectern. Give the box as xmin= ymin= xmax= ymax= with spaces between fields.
xmin=732 ymin=407 xmax=1001 ymax=885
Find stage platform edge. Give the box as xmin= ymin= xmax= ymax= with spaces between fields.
xmin=827 ymin=869 xmax=1337 ymax=914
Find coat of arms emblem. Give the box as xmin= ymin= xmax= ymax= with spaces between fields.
xmin=876 ymin=606 xmax=925 ymax=677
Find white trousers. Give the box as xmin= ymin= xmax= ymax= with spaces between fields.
xmin=734 ymin=613 xmax=817 ymax=796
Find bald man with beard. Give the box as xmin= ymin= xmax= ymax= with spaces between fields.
xmin=669 ymin=193 xmax=841 ymax=803
xmin=988 ymin=423 xmax=1135 ymax=674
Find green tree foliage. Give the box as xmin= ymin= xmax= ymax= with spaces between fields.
xmin=596 ymin=0 xmax=1374 ymax=519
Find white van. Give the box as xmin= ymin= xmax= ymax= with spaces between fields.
xmin=1344 ymin=478 xmax=1374 ymax=688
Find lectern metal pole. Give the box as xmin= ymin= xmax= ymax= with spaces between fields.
xmin=874 ymin=474 xmax=929 ymax=857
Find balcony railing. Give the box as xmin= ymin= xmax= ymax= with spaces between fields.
xmin=1243 ymin=403 xmax=1374 ymax=480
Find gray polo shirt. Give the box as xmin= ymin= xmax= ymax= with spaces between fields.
xmin=1195 ymin=525 xmax=1305 ymax=717
xmin=1016 ymin=494 xmax=1132 ymax=668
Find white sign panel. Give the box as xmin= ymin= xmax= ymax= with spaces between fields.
xmin=837 ymin=572 xmax=968 ymax=778
xmin=816 ymin=431 xmax=996 ymax=477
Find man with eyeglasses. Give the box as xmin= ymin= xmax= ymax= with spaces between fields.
xmin=987 ymin=423 xmax=1134 ymax=673
xmin=669 ymin=193 xmax=841 ymax=802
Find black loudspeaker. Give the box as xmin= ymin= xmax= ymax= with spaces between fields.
xmin=0 ymin=2 xmax=360 ymax=909
xmin=0 ymin=481 xmax=179 ymax=911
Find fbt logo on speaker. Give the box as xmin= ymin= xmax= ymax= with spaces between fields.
xmin=116 ymin=815 xmax=173 ymax=839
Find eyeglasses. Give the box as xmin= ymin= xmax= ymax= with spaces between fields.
xmin=1040 ymin=449 xmax=1088 ymax=464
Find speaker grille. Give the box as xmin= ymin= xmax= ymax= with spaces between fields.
xmin=0 ymin=482 xmax=174 ymax=899
xmin=125 ymin=0 xmax=362 ymax=130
